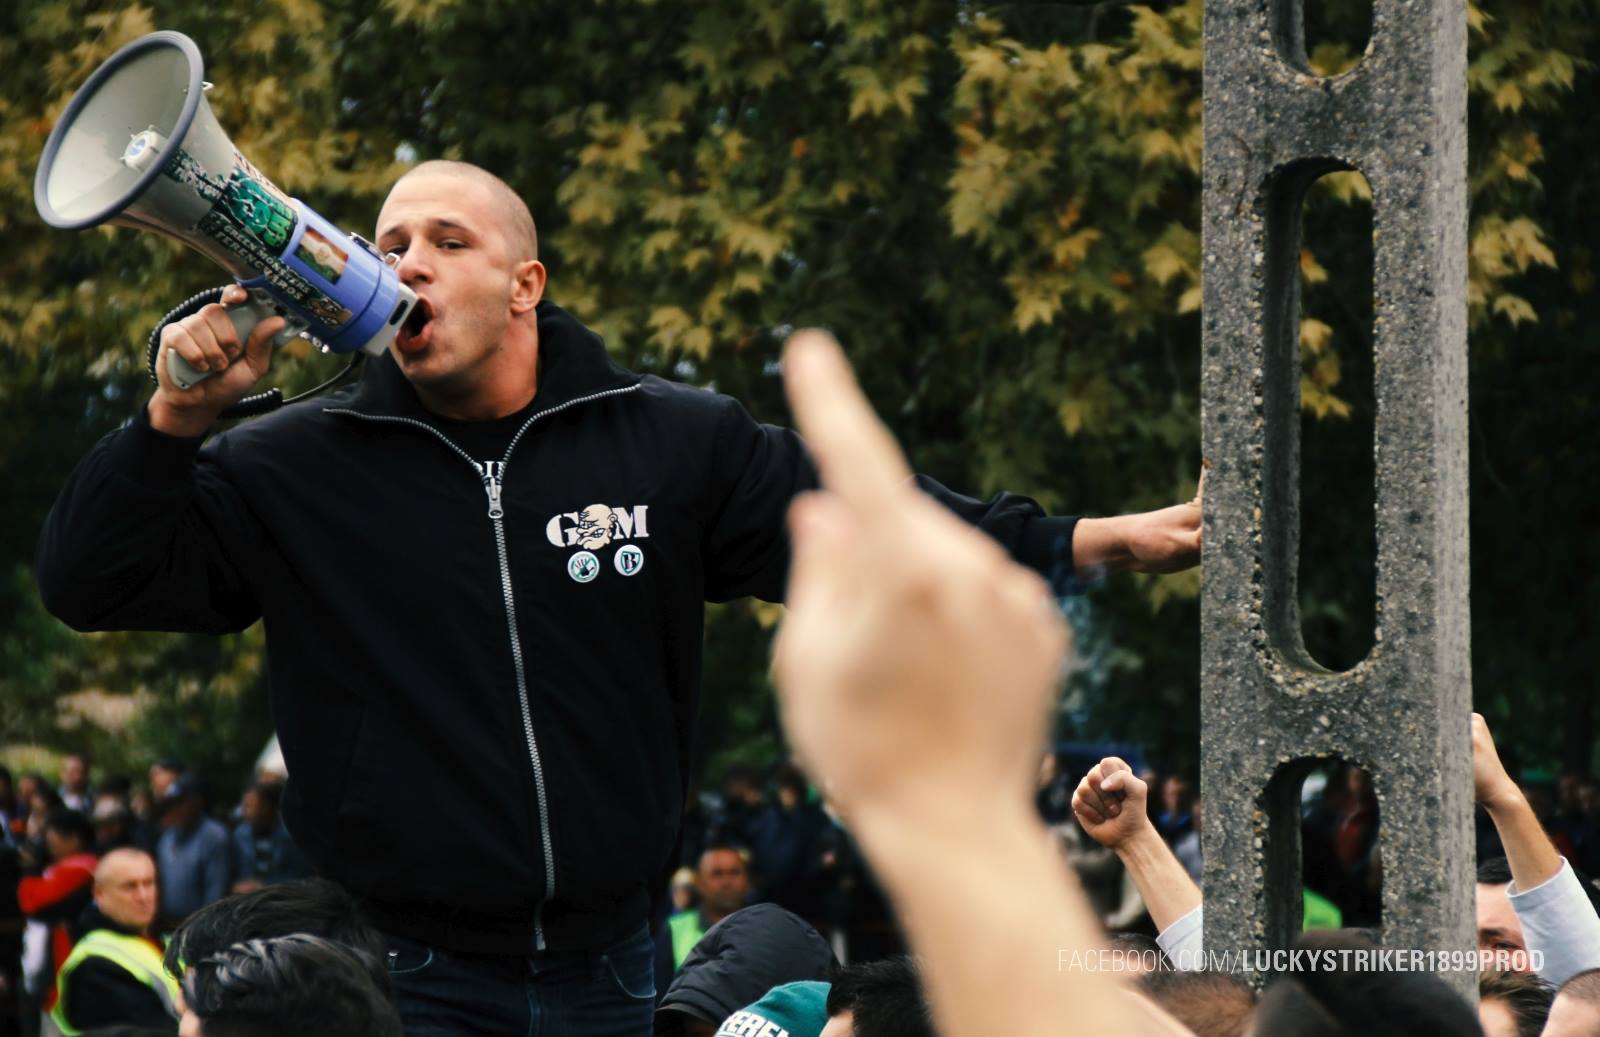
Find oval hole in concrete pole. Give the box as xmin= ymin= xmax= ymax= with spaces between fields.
xmin=1258 ymin=756 xmax=1383 ymax=949
xmin=1299 ymin=171 xmax=1375 ymax=672
xmin=1271 ymin=0 xmax=1373 ymax=76
xmin=1258 ymin=163 xmax=1375 ymax=675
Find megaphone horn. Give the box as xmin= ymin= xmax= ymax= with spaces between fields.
xmin=35 ymin=31 xmax=416 ymax=392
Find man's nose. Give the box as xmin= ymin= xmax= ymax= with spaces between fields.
xmin=387 ymin=248 xmax=431 ymax=284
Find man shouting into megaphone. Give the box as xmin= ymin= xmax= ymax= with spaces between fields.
xmin=37 ymin=161 xmax=1202 ymax=1037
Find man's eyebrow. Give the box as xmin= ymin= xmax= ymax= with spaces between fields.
xmin=376 ymin=216 xmax=477 ymax=244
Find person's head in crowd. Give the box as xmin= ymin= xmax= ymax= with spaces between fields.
xmin=43 ymin=807 xmax=93 ymax=861
xmin=1579 ymin=777 xmax=1600 ymax=822
xmin=1161 ymin=775 xmax=1192 ymax=818
xmin=1477 ymin=969 xmax=1551 ymax=1037
xmin=722 ymin=765 xmax=763 ymax=810
xmin=61 ymin=752 xmax=91 ymax=796
xmin=165 ymin=877 xmax=387 ymax=978
xmin=240 ymin=781 xmax=284 ymax=836
xmin=178 ymin=934 xmax=401 ymax=1037
xmin=159 ymin=774 xmax=207 ymax=830
xmin=99 ymin=772 xmax=134 ymax=803
xmin=1343 ymin=766 xmax=1376 ymax=811
xmin=1137 ymin=766 xmax=1160 ymax=821
xmin=696 ymin=845 xmax=752 ymax=925
xmin=1138 ymin=970 xmax=1255 ymax=1037
xmin=822 ymin=955 xmax=934 ymax=1037
xmin=1251 ymin=931 xmax=1482 ymax=1036
xmin=671 ymin=866 xmax=699 ymax=914
xmin=774 ymin=764 xmax=810 ymax=812
xmin=21 ymin=772 xmax=56 ymax=814
xmin=1545 ymin=969 xmax=1600 ymax=1037
xmin=1475 ymin=857 xmax=1528 ymax=962
xmin=1557 ymin=771 xmax=1584 ymax=815
xmin=655 ymin=903 xmax=836 ymax=1036
xmin=17 ymin=770 xmax=45 ymax=806
xmin=93 ymin=798 xmax=137 ymax=851
xmin=1105 ymin=932 xmax=1171 ymax=975
xmin=94 ymin=847 xmax=160 ymax=933
xmin=149 ymin=759 xmax=185 ymax=801
xmin=721 ymin=981 xmax=830 ymax=1037
xmin=1544 ymin=969 xmax=1600 ymax=1037
xmin=0 ymin=764 xmax=14 ymax=812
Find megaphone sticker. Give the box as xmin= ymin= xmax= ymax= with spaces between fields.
xmin=295 ymin=228 xmax=349 ymax=283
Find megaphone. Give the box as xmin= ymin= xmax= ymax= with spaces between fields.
xmin=34 ymin=31 xmax=416 ymax=392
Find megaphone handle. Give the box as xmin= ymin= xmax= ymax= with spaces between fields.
xmin=166 ymin=290 xmax=300 ymax=390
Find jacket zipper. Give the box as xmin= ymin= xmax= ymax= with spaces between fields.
xmin=327 ymin=383 xmax=639 ymax=949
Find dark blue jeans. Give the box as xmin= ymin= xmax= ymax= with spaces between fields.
xmin=385 ymin=924 xmax=656 ymax=1037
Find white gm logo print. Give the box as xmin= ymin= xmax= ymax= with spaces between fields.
xmin=546 ymin=505 xmax=649 ymax=550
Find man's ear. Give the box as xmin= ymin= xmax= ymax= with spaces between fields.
xmin=510 ymin=260 xmax=547 ymax=315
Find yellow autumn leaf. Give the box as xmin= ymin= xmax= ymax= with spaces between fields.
xmin=1492 ymin=294 xmax=1538 ymax=326
xmin=1300 ymin=249 xmax=1329 ymax=284
xmin=1058 ymin=398 xmax=1086 ymax=436
xmin=1300 ymin=318 xmax=1334 ymax=354
xmin=1013 ymin=293 xmax=1059 ymax=332
xmin=730 ymin=270 xmax=764 ymax=295
xmin=1142 ymin=241 xmax=1188 ymax=286
xmin=726 ymin=221 xmax=785 ymax=264
xmin=682 ymin=326 xmax=714 ymax=357
xmin=1493 ymin=81 xmax=1523 ymax=113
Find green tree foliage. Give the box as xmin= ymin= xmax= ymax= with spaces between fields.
xmin=0 ymin=0 xmax=1593 ymax=793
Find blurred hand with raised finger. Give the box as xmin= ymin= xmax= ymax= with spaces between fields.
xmin=772 ymin=329 xmax=1070 ymax=828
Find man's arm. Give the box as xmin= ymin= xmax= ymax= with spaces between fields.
xmin=700 ymin=394 xmax=1200 ymax=603
xmin=36 ymin=287 xmax=280 ymax=633
xmin=1474 ymin=712 xmax=1600 ymax=986
xmin=1072 ymin=757 xmax=1204 ymax=964
xmin=772 ymin=330 xmax=1186 ymax=1037
xmin=1070 ymin=474 xmax=1202 ymax=576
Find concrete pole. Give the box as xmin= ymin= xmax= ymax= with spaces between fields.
xmin=1199 ymin=0 xmax=1473 ymax=995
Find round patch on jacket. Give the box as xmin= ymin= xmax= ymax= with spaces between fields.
xmin=568 ymin=551 xmax=600 ymax=583
xmin=614 ymin=544 xmax=644 ymax=577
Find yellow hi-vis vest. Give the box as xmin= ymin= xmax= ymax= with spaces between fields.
xmin=667 ymin=910 xmax=706 ymax=970
xmin=50 ymin=929 xmax=180 ymax=1036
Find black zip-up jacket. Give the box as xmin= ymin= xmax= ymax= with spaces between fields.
xmin=36 ymin=302 xmax=1079 ymax=955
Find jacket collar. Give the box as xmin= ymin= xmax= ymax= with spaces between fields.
xmin=73 ymin=901 xmax=148 ymax=942
xmin=333 ymin=300 xmax=640 ymax=419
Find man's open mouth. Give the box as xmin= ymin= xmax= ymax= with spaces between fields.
xmin=396 ymin=297 xmax=435 ymax=352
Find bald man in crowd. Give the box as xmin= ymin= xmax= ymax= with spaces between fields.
xmin=51 ymin=847 xmax=180 ymax=1033
xmin=39 ymin=159 xmax=1202 ymax=1035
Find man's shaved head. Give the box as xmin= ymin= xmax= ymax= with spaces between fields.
xmin=393 ymin=160 xmax=538 ymax=262
xmin=96 ymin=845 xmax=153 ymax=883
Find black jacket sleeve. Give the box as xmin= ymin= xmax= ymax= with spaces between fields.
xmin=35 ymin=407 xmax=263 ymax=634
xmin=61 ymin=956 xmax=177 ymax=1031
xmin=700 ymin=396 xmax=1081 ymax=604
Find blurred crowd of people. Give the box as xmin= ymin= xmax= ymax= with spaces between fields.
xmin=0 ymin=755 xmax=310 ymax=1036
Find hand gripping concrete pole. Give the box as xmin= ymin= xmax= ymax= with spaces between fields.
xmin=1199 ymin=0 xmax=1473 ymax=995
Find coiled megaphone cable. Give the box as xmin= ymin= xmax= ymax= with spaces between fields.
xmin=146 ymin=287 xmax=364 ymax=421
